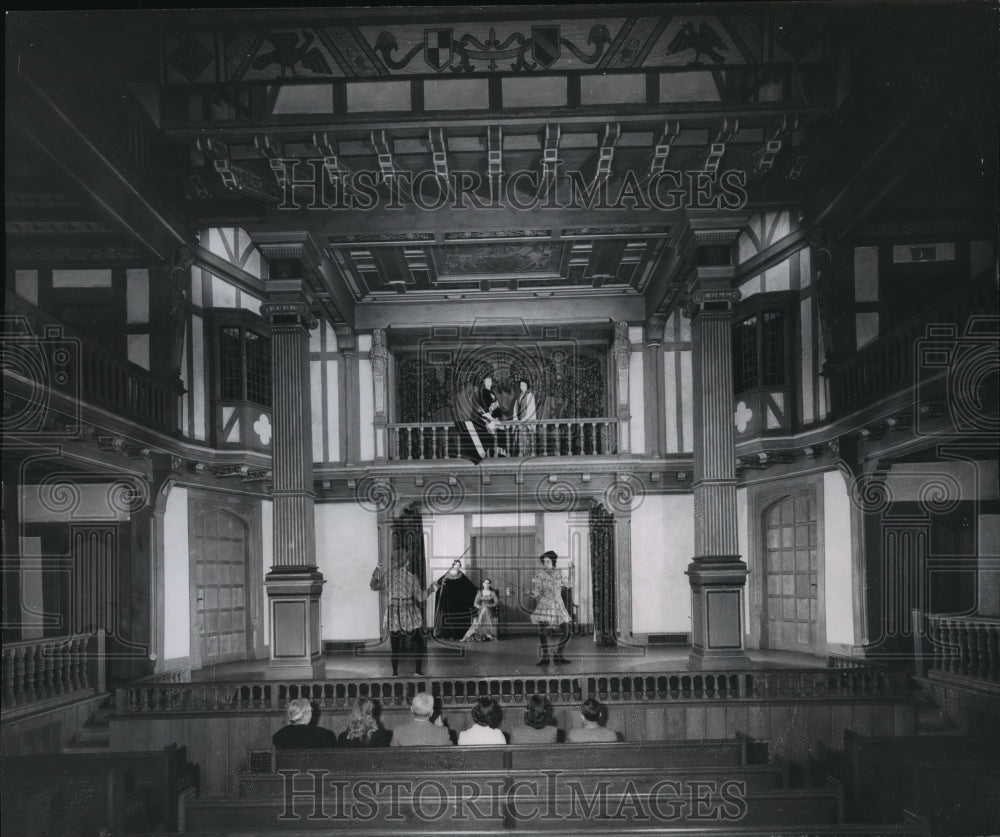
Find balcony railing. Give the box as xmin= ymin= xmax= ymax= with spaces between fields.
xmin=387 ymin=418 xmax=619 ymax=461
xmin=926 ymin=614 xmax=1000 ymax=684
xmin=113 ymin=665 xmax=908 ymax=715
xmin=1 ymin=630 xmax=106 ymax=717
xmin=5 ymin=293 xmax=179 ymax=434
xmin=828 ymin=276 xmax=996 ymax=416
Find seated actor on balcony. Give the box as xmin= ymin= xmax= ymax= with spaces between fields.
xmin=475 ymin=374 xmax=505 ymax=457
xmin=272 ymin=698 xmax=338 ymax=749
xmin=530 ymin=550 xmax=572 ymax=666
xmin=370 ymin=552 xmax=439 ymax=676
xmin=511 ymin=378 xmax=536 ymax=456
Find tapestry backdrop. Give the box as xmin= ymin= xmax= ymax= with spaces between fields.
xmin=394 ymin=344 xmax=609 ymax=423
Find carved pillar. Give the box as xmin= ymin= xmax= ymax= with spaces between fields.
xmin=261 ymin=292 xmax=325 ymax=678
xmin=336 ymin=326 xmax=359 ymax=467
xmin=684 ymin=224 xmax=751 ymax=669
xmin=645 ymin=315 xmax=667 ymax=458
xmin=612 ymin=321 xmax=631 ymax=455
xmin=371 ymin=328 xmax=389 ymax=463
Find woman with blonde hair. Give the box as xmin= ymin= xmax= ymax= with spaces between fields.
xmin=337 ymin=697 xmax=392 ymax=747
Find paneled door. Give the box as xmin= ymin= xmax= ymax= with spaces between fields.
xmin=763 ymin=493 xmax=820 ymax=652
xmin=191 ymin=504 xmax=252 ymax=666
xmin=470 ymin=531 xmax=543 ymax=636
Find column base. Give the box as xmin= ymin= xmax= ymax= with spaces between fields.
xmin=264 ymin=568 xmax=325 ymax=679
xmin=686 ymin=556 xmax=751 ymax=670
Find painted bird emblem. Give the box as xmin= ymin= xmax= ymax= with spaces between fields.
xmin=253 ymin=31 xmax=332 ymax=77
xmin=665 ymin=22 xmax=728 ymax=64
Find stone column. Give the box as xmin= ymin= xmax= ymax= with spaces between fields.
xmin=261 ymin=292 xmax=325 ymax=678
xmin=684 ymin=231 xmax=751 ymax=669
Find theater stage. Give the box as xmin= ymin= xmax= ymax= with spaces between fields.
xmin=188 ymin=635 xmax=830 ymax=683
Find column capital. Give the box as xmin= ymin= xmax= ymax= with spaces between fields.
xmin=260 ymin=300 xmax=318 ymax=330
xmin=682 ymin=288 xmax=742 ymax=320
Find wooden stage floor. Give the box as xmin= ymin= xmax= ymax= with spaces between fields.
xmin=190 ymin=635 xmax=831 ymax=682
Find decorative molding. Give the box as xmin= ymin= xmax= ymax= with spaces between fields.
xmin=9 ymin=245 xmax=145 ymax=264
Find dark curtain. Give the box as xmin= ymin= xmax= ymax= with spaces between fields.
xmin=391 ymin=502 xmax=426 ymax=589
xmin=589 ymin=501 xmax=617 ymax=647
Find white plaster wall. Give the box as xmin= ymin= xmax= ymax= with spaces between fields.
xmin=631 ymin=494 xmax=693 ymax=635
xmin=163 ymin=487 xmax=190 ymax=661
xmin=261 ymin=499 xmax=273 ymax=647
xmin=429 ymin=514 xmax=466 ymax=561
xmin=470 ymin=512 xmax=537 ymax=530
xmin=823 ymin=470 xmax=856 ymax=646
xmin=315 ymin=503 xmax=380 ymax=640
xmin=358 ymin=358 xmax=375 ymax=462
xmin=737 ymin=487 xmax=750 ymax=637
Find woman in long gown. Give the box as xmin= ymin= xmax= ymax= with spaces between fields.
xmin=511 ymin=378 xmax=536 ymax=456
xmin=461 ymin=578 xmax=499 ymax=641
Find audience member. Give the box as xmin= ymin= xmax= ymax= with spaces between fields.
xmin=272 ymin=698 xmax=337 ymax=749
xmin=391 ymin=693 xmax=452 ymax=747
xmin=338 ymin=697 xmax=392 ymax=747
xmin=457 ymin=697 xmax=506 ymax=745
xmin=510 ymin=694 xmax=560 ymax=744
xmin=566 ymin=698 xmax=617 ymax=743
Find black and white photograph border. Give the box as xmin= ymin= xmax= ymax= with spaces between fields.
xmin=2 ymin=2 xmax=999 ymax=835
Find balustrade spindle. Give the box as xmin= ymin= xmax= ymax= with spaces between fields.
xmin=42 ymin=643 xmax=56 ymax=698
xmin=77 ymin=637 xmax=90 ymax=690
xmin=2 ymin=648 xmax=15 ymax=708
xmin=24 ymin=645 xmax=37 ymax=704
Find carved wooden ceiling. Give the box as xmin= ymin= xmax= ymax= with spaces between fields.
xmin=5 ymin=5 xmax=997 ymax=322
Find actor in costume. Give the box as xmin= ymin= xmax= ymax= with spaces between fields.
xmin=475 ymin=374 xmax=504 ymax=457
xmin=370 ymin=552 xmax=438 ymax=676
xmin=460 ymin=577 xmax=499 ymax=642
xmin=433 ymin=559 xmax=478 ymax=639
xmin=529 ymin=550 xmax=572 ymax=666
xmin=511 ymin=378 xmax=537 ymax=456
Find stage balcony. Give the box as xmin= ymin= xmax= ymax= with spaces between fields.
xmin=387 ymin=418 xmax=619 ymax=462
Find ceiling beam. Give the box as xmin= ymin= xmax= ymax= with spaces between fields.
xmin=9 ymin=75 xmax=192 ymax=263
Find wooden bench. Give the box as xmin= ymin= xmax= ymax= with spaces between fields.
xmin=2 ymin=742 xmax=199 ymax=831
xmin=2 ymin=766 xmax=149 ymax=837
xmin=186 ymin=785 xmax=844 ymax=832
xmin=843 ymin=732 xmax=1000 ymax=836
xmin=269 ymin=737 xmax=749 ymax=774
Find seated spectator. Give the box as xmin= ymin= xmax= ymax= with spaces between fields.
xmin=338 ymin=697 xmax=392 ymax=748
xmin=510 ymin=694 xmax=560 ymax=744
xmin=272 ymin=698 xmax=337 ymax=749
xmin=457 ymin=697 xmax=506 ymax=745
xmin=391 ymin=693 xmax=452 ymax=747
xmin=566 ymin=698 xmax=618 ymax=743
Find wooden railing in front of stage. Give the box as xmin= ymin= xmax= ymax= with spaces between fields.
xmin=114 ymin=666 xmax=910 ymax=715
xmin=1 ymin=629 xmax=106 ymax=718
xmin=926 ymin=614 xmax=1000 ymax=684
xmin=388 ymin=418 xmax=619 ymax=461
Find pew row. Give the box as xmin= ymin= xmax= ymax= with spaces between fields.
xmin=1 ymin=765 xmax=149 ymax=837
xmin=0 ymin=742 xmax=200 ymax=832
